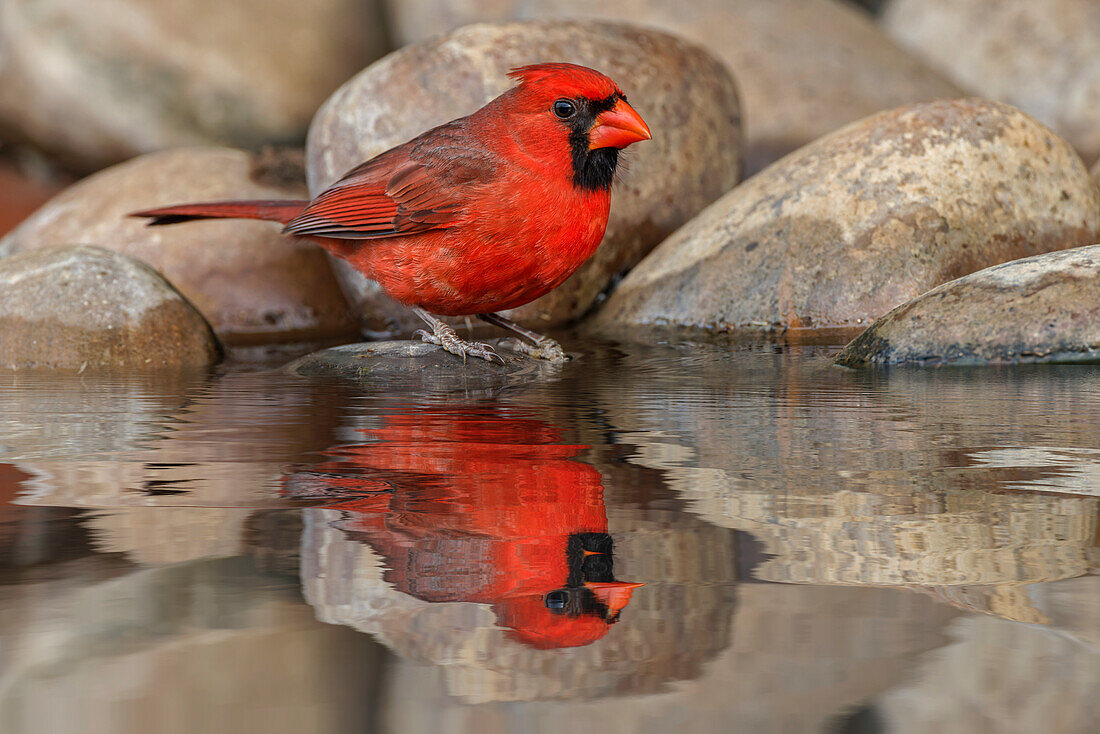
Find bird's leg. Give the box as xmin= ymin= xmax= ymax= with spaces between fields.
xmin=478 ymin=312 xmax=569 ymax=363
xmin=411 ymin=306 xmax=505 ymax=365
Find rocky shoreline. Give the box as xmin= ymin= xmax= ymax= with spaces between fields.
xmin=1 ymin=1 xmax=1098 ymax=372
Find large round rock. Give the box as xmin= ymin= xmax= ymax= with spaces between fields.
xmin=0 ymin=0 xmax=388 ymax=172
xmin=0 ymin=246 xmax=219 ymax=369
xmin=836 ymin=245 xmax=1100 ymax=367
xmin=307 ymin=20 xmax=742 ymax=333
xmin=384 ymin=0 xmax=965 ymax=174
xmin=883 ymin=0 xmax=1100 ymax=168
xmin=597 ymin=100 xmax=1100 ymax=333
xmin=0 ymin=148 xmax=358 ymax=346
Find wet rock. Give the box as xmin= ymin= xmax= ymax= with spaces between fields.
xmin=384 ymin=0 xmax=964 ymax=174
xmin=0 ymin=246 xmax=218 ymax=370
xmin=0 ymin=0 xmax=388 ymax=172
xmin=597 ymin=99 xmax=1100 ymax=333
xmin=307 ymin=20 xmax=741 ymax=333
xmin=0 ymin=148 xmax=359 ymax=345
xmin=882 ymin=0 xmax=1100 ymax=168
xmin=288 ymin=340 xmax=559 ymax=392
xmin=835 ymin=246 xmax=1100 ymax=367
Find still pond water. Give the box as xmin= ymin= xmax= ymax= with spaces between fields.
xmin=0 ymin=335 xmax=1097 ymax=733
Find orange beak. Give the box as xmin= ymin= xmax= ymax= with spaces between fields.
xmin=584 ymin=581 xmax=645 ymax=616
xmin=588 ymin=99 xmax=652 ymax=150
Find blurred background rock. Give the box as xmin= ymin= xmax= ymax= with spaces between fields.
xmin=0 ymin=0 xmax=389 ymax=174
xmin=382 ymin=0 xmax=963 ymax=176
xmin=0 ymin=554 xmax=386 ymax=734
xmin=882 ymin=0 xmax=1100 ymax=169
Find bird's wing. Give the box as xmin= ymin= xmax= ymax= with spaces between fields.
xmin=284 ymin=120 xmax=498 ymax=240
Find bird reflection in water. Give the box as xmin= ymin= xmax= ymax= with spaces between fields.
xmin=285 ymin=407 xmax=642 ymax=649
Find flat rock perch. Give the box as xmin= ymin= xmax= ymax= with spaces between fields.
xmin=835 ymin=245 xmax=1100 ymax=367
xmin=288 ymin=340 xmax=560 ymax=390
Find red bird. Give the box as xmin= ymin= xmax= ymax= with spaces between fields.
xmin=133 ymin=63 xmax=651 ymax=363
xmin=284 ymin=407 xmax=643 ymax=650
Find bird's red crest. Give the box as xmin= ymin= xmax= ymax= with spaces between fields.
xmin=507 ymin=62 xmax=623 ymax=101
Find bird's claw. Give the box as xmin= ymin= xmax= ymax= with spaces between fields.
xmin=415 ymin=329 xmax=506 ymax=365
xmin=501 ymin=336 xmax=570 ymax=363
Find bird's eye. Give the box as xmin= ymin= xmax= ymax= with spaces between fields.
xmin=552 ymin=99 xmax=577 ymax=119
xmin=544 ymin=590 xmax=569 ymax=610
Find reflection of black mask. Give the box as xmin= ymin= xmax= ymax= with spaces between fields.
xmin=544 ymin=532 xmax=619 ymax=620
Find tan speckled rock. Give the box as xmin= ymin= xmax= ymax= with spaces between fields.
xmin=307 ymin=21 xmax=741 ymax=333
xmin=835 ymin=245 xmax=1100 ymax=367
xmin=0 ymin=0 xmax=388 ymax=172
xmin=0 ymin=148 xmax=358 ymax=345
xmin=0 ymin=246 xmax=218 ymax=369
xmin=384 ymin=0 xmax=964 ymax=174
xmin=883 ymin=0 xmax=1100 ymax=168
xmin=597 ymin=99 xmax=1100 ymax=333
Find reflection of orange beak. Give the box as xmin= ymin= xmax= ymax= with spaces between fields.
xmin=585 ymin=581 xmax=645 ymax=615
xmin=588 ymin=99 xmax=652 ymax=150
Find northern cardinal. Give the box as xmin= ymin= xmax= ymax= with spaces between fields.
xmin=133 ymin=63 xmax=651 ymax=363
xmin=285 ymin=407 xmax=643 ymax=649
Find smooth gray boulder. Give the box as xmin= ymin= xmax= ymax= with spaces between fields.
xmin=836 ymin=245 xmax=1100 ymax=367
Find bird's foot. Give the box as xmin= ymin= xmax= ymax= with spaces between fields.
xmin=414 ymin=326 xmax=505 ymax=365
xmin=501 ymin=335 xmax=570 ymax=363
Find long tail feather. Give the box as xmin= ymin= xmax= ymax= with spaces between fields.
xmin=130 ymin=200 xmax=308 ymax=226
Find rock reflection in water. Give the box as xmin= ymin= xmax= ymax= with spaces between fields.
xmin=1 ymin=370 xmax=348 ymax=566
xmin=2 ymin=370 xmax=347 ymax=510
xmin=0 ymin=340 xmax=1096 ymax=726
xmin=876 ymin=609 xmax=1100 ymax=734
xmin=591 ymin=344 xmax=1100 ymax=625
xmin=382 ymin=584 xmax=957 ymax=732
xmin=296 ymin=405 xmax=740 ymax=702
xmin=0 ymin=537 xmax=383 ymax=734
xmin=289 ymin=407 xmax=643 ymax=650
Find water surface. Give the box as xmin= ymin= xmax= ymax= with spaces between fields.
xmin=1 ymin=335 xmax=1097 ymax=733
